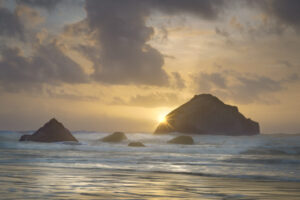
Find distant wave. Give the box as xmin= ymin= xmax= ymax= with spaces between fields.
xmin=223 ymin=157 xmax=300 ymax=165
xmin=264 ymin=133 xmax=300 ymax=136
xmin=241 ymin=147 xmax=300 ymax=156
xmin=10 ymin=164 xmax=300 ymax=183
xmin=149 ymin=170 xmax=300 ymax=182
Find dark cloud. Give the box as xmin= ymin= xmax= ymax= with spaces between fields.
xmin=213 ymin=1 xmax=300 ymax=39
xmin=85 ymin=0 xmax=225 ymax=86
xmin=74 ymin=44 xmax=100 ymax=64
xmin=16 ymin=0 xmax=62 ymax=10
xmin=0 ymin=7 xmax=24 ymax=38
xmin=0 ymin=42 xmax=88 ymax=92
xmin=171 ymin=72 xmax=186 ymax=89
xmin=151 ymin=0 xmax=225 ymax=19
xmin=193 ymin=70 xmax=298 ymax=104
xmin=85 ymin=0 xmax=167 ymax=86
xmin=269 ymin=0 xmax=300 ymax=30
xmin=248 ymin=0 xmax=300 ymax=31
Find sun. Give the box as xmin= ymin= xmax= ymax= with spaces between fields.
xmin=157 ymin=114 xmax=167 ymax=123
xmin=156 ymin=109 xmax=171 ymax=124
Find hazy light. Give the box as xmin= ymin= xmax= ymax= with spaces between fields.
xmin=157 ymin=114 xmax=167 ymax=123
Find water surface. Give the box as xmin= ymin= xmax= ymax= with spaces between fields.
xmin=0 ymin=131 xmax=300 ymax=199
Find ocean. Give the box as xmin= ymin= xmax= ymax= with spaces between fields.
xmin=0 ymin=131 xmax=300 ymax=199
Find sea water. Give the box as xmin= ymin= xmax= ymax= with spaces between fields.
xmin=0 ymin=131 xmax=300 ymax=199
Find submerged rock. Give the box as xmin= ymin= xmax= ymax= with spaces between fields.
xmin=167 ymin=136 xmax=194 ymax=145
xmin=19 ymin=118 xmax=78 ymax=143
xmin=154 ymin=94 xmax=260 ymax=135
xmin=101 ymin=132 xmax=127 ymax=142
xmin=128 ymin=141 xmax=145 ymax=147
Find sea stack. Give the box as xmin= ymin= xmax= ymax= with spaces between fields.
xmin=100 ymin=132 xmax=127 ymax=142
xmin=19 ymin=118 xmax=78 ymax=142
xmin=154 ymin=94 xmax=260 ymax=136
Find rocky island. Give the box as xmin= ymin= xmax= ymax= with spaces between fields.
xmin=19 ymin=118 xmax=78 ymax=142
xmin=154 ymin=94 xmax=260 ymax=135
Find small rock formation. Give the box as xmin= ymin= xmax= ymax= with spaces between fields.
xmin=154 ymin=94 xmax=260 ymax=135
xmin=128 ymin=141 xmax=145 ymax=147
xmin=19 ymin=135 xmax=32 ymax=141
xmin=19 ymin=118 xmax=78 ymax=142
xmin=101 ymin=132 xmax=127 ymax=142
xmin=167 ymin=136 xmax=194 ymax=145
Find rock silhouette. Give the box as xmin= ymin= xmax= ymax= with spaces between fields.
xmin=101 ymin=132 xmax=127 ymax=142
xmin=128 ymin=141 xmax=145 ymax=147
xmin=154 ymin=94 xmax=260 ymax=135
xmin=19 ymin=135 xmax=32 ymax=141
xmin=167 ymin=136 xmax=194 ymax=145
xmin=19 ymin=118 xmax=78 ymax=142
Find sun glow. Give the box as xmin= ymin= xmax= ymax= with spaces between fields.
xmin=156 ymin=109 xmax=171 ymax=124
xmin=157 ymin=114 xmax=167 ymax=123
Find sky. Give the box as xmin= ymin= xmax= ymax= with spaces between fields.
xmin=0 ymin=0 xmax=299 ymax=133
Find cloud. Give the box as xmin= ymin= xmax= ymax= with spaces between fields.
xmin=45 ymin=88 xmax=99 ymax=101
xmin=215 ymin=27 xmax=230 ymax=37
xmin=171 ymin=72 xmax=186 ymax=89
xmin=213 ymin=1 xmax=300 ymax=41
xmin=268 ymin=0 xmax=300 ymax=30
xmin=15 ymin=4 xmax=44 ymax=28
xmin=248 ymin=0 xmax=300 ymax=31
xmin=85 ymin=0 xmax=225 ymax=86
xmin=85 ymin=0 xmax=168 ymax=86
xmin=151 ymin=0 xmax=225 ymax=19
xmin=16 ymin=0 xmax=62 ymax=11
xmin=111 ymin=92 xmax=181 ymax=108
xmin=0 ymin=42 xmax=88 ymax=92
xmin=276 ymin=60 xmax=294 ymax=68
xmin=192 ymin=70 xmax=298 ymax=104
xmin=196 ymin=72 xmax=227 ymax=91
xmin=231 ymin=75 xmax=283 ymax=103
xmin=0 ymin=7 xmax=24 ymax=39
xmin=0 ymin=0 xmax=226 ymax=90
xmin=63 ymin=19 xmax=92 ymax=38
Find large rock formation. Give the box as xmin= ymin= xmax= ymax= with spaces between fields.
xmin=167 ymin=136 xmax=194 ymax=145
xmin=19 ymin=118 xmax=78 ymax=142
xmin=100 ymin=132 xmax=127 ymax=142
xmin=154 ymin=94 xmax=260 ymax=135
